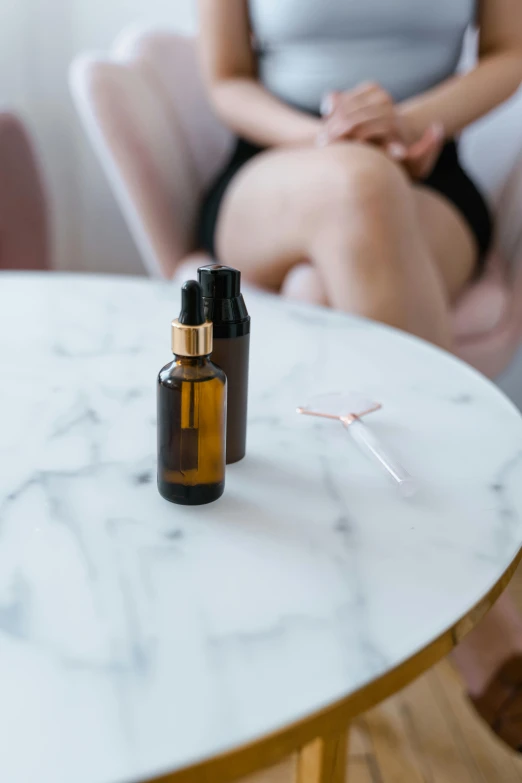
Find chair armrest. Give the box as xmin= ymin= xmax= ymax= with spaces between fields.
xmin=460 ymin=83 xmax=522 ymax=268
xmin=494 ymin=146 xmax=522 ymax=266
xmin=70 ymin=55 xmax=199 ymax=278
xmin=461 ymin=84 xmax=522 ymax=204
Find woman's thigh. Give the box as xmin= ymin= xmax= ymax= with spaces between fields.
xmin=414 ymin=186 xmax=477 ymax=303
xmin=215 ymin=141 xmax=416 ymax=291
xmin=215 ymin=141 xmax=477 ymax=306
xmin=282 ymin=187 xmax=479 ymax=309
xmin=215 ymin=145 xmax=337 ymax=289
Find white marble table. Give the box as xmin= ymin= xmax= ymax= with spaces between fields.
xmin=1 ymin=272 xmax=522 ymax=783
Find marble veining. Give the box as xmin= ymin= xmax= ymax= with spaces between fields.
xmin=1 ymin=273 xmax=522 ymax=783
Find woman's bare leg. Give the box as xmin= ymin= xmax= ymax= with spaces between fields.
xmin=217 ymin=141 xmax=451 ymax=347
xmin=413 ymin=186 xmax=476 ymax=303
xmin=281 ymin=184 xmax=476 ymax=307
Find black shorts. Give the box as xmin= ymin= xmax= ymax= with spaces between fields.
xmin=198 ymin=137 xmax=493 ymax=274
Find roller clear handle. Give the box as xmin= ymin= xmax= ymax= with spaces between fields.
xmin=346 ymin=419 xmax=417 ymax=497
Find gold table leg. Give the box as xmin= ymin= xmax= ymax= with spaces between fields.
xmin=295 ymin=728 xmax=349 ymax=783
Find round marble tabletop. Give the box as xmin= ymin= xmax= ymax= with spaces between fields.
xmin=1 ymin=272 xmax=522 ymax=783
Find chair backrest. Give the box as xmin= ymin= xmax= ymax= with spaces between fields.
xmin=70 ymin=29 xmax=232 ymax=278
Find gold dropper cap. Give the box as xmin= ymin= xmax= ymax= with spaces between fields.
xmin=172 ymin=280 xmax=213 ymax=357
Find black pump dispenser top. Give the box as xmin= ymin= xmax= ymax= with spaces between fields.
xmin=198 ymin=265 xmax=250 ymax=338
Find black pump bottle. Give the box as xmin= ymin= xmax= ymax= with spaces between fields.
xmin=198 ymin=265 xmax=250 ymax=464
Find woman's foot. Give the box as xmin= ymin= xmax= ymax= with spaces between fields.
xmin=281 ymin=262 xmax=328 ymax=305
xmin=452 ymin=592 xmax=522 ymax=751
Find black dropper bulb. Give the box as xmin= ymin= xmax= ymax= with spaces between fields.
xmin=179 ymin=280 xmax=205 ymax=326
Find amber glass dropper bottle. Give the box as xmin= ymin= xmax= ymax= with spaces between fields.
xmin=157 ymin=280 xmax=227 ymax=505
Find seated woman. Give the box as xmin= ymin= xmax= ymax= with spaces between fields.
xmin=196 ymin=0 xmax=522 ymax=750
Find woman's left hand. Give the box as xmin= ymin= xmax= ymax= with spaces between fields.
xmin=399 ymin=123 xmax=445 ymax=179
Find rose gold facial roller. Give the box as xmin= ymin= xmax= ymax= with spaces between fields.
xmin=297 ymin=392 xmax=417 ymax=498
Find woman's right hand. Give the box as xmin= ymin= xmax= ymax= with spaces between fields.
xmin=318 ymin=84 xmax=403 ymax=149
xmin=319 ymin=86 xmax=445 ymax=179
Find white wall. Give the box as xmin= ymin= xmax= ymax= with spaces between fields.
xmin=1 ymin=0 xmax=197 ymax=275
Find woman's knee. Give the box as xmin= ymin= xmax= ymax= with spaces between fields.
xmin=314 ymin=143 xmax=410 ymax=217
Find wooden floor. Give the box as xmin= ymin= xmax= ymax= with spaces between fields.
xmin=247 ymin=566 xmax=522 ymax=783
